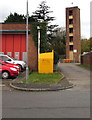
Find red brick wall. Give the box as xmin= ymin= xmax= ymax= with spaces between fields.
xmin=1 ymin=23 xmax=37 ymax=71
xmin=28 ymin=34 xmax=37 ymax=70
xmin=1 ymin=23 xmax=30 ymax=30
xmin=66 ymin=7 xmax=81 ymax=62
xmin=81 ymin=52 xmax=92 ymax=67
xmin=73 ymin=7 xmax=81 ymax=62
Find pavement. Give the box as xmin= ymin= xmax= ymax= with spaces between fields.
xmin=9 ymin=66 xmax=73 ymax=91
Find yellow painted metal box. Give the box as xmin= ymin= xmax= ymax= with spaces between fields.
xmin=38 ymin=51 xmax=54 ymax=73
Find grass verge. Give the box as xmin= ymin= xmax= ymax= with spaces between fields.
xmin=77 ymin=64 xmax=92 ymax=71
xmin=23 ymin=72 xmax=64 ymax=84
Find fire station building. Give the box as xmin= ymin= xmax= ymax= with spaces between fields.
xmin=0 ymin=23 xmax=37 ymax=70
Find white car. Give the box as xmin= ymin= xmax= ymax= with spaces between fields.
xmin=0 ymin=54 xmax=26 ymax=71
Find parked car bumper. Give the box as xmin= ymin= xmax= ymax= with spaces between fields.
xmin=10 ymin=71 xmax=19 ymax=77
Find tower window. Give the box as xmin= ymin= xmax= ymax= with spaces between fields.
xmin=69 ymin=36 xmax=73 ymax=42
xmin=69 ymin=10 xmax=73 ymax=16
xmin=69 ymin=19 xmax=73 ymax=24
xmin=69 ymin=28 xmax=73 ymax=33
xmin=70 ymin=45 xmax=73 ymax=51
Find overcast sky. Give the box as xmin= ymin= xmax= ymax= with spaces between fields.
xmin=0 ymin=0 xmax=91 ymax=39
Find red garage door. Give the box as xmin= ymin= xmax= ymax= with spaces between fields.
xmin=2 ymin=34 xmax=26 ymax=60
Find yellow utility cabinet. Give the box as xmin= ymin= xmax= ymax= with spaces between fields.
xmin=38 ymin=50 xmax=54 ymax=73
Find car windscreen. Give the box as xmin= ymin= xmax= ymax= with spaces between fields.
xmin=0 ymin=56 xmax=12 ymax=61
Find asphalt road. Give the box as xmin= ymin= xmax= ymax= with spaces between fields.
xmin=1 ymin=63 xmax=91 ymax=118
xmin=57 ymin=63 xmax=90 ymax=91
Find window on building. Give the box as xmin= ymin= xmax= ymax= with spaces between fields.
xmin=70 ymin=45 xmax=73 ymax=51
xmin=69 ymin=28 xmax=73 ymax=33
xmin=69 ymin=10 xmax=73 ymax=16
xmin=7 ymin=52 xmax=12 ymax=57
xmin=15 ymin=52 xmax=19 ymax=60
xmin=69 ymin=36 xmax=73 ymax=42
xmin=69 ymin=19 xmax=73 ymax=24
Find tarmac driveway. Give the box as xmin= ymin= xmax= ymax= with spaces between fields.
xmin=57 ymin=63 xmax=90 ymax=91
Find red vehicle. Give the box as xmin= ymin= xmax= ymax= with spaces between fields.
xmin=0 ymin=60 xmax=20 ymax=72
xmin=0 ymin=62 xmax=19 ymax=79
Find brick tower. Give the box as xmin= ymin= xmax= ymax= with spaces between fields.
xmin=66 ymin=6 xmax=81 ymax=62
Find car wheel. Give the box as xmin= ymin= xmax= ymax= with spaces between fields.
xmin=2 ymin=71 xmax=10 ymax=79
